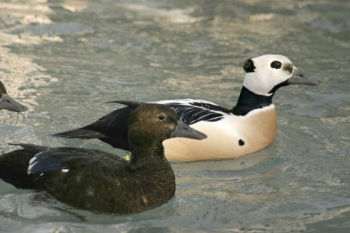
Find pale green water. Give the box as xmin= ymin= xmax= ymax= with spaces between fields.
xmin=0 ymin=0 xmax=350 ymax=232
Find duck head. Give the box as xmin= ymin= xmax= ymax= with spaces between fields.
xmin=128 ymin=103 xmax=206 ymax=151
xmin=0 ymin=81 xmax=28 ymax=112
xmin=242 ymin=54 xmax=319 ymax=97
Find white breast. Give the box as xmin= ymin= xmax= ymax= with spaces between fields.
xmin=163 ymin=105 xmax=277 ymax=161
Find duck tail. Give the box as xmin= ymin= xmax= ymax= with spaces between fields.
xmin=53 ymin=127 xmax=106 ymax=139
xmin=0 ymin=145 xmax=42 ymax=189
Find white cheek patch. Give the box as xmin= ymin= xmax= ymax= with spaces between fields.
xmin=243 ymin=73 xmax=273 ymax=97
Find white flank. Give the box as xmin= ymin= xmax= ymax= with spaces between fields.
xmin=164 ymin=104 xmax=277 ymax=161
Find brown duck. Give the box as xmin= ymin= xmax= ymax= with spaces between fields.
xmin=0 ymin=103 xmax=206 ymax=214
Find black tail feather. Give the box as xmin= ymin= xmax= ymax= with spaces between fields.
xmin=9 ymin=143 xmax=49 ymax=153
xmin=0 ymin=149 xmax=38 ymax=189
xmin=53 ymin=128 xmax=106 ymax=139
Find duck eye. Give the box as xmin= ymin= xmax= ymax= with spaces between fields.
xmin=271 ymin=61 xmax=282 ymax=69
xmin=158 ymin=114 xmax=165 ymax=121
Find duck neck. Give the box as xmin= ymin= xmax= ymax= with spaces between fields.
xmin=128 ymin=143 xmax=168 ymax=171
xmin=232 ymin=86 xmax=273 ymax=116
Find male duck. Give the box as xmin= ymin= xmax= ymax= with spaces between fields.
xmin=0 ymin=81 xmax=27 ymax=112
xmin=55 ymin=54 xmax=318 ymax=161
xmin=0 ymin=103 xmax=206 ymax=214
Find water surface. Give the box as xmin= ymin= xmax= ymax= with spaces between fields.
xmin=0 ymin=0 xmax=349 ymax=232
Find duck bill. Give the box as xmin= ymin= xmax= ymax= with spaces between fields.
xmin=0 ymin=94 xmax=28 ymax=112
xmin=170 ymin=121 xmax=207 ymax=140
xmin=287 ymin=68 xmax=319 ymax=86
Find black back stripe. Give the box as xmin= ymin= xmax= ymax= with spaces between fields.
xmin=166 ymin=103 xmax=227 ymax=125
xmin=191 ymin=102 xmax=231 ymax=114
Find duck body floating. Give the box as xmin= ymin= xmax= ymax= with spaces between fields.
xmin=55 ymin=55 xmax=318 ymax=161
xmin=0 ymin=81 xmax=27 ymax=112
xmin=0 ymin=104 xmax=206 ymax=214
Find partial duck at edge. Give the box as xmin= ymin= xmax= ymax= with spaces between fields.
xmin=55 ymin=54 xmax=318 ymax=161
xmin=0 ymin=81 xmax=27 ymax=112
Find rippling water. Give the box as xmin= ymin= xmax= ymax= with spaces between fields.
xmin=0 ymin=0 xmax=349 ymax=232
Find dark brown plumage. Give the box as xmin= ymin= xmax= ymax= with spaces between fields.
xmin=0 ymin=103 xmax=206 ymax=214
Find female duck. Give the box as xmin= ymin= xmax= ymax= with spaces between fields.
xmin=55 ymin=54 xmax=318 ymax=161
xmin=0 ymin=103 xmax=206 ymax=214
xmin=0 ymin=81 xmax=27 ymax=112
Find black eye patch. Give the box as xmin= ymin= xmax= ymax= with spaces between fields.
xmin=271 ymin=61 xmax=282 ymax=69
xmin=243 ymin=59 xmax=255 ymax=73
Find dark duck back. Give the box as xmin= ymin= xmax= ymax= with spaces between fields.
xmin=0 ymin=103 xmax=206 ymax=214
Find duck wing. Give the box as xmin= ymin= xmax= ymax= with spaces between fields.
xmin=26 ymin=147 xmax=145 ymax=214
xmin=154 ymin=99 xmax=231 ymax=125
xmin=1 ymin=144 xmax=138 ymax=213
xmin=0 ymin=144 xmax=125 ymax=189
